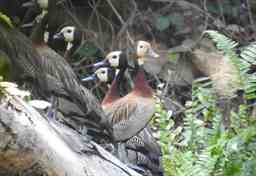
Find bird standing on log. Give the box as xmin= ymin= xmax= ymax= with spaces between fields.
xmin=83 ymin=65 xmax=163 ymax=176
xmin=91 ymin=41 xmax=159 ymax=141
xmin=84 ymin=41 xmax=163 ymax=175
xmin=0 ymin=11 xmax=112 ymax=142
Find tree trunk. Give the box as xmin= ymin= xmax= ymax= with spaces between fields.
xmin=0 ymin=92 xmax=141 ymax=176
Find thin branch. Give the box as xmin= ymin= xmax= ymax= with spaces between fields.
xmin=104 ymin=0 xmax=134 ymax=45
xmin=247 ymin=0 xmax=255 ymax=32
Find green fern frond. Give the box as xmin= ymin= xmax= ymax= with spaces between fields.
xmin=205 ymin=30 xmax=244 ymax=90
xmin=204 ymin=30 xmax=238 ymax=52
xmin=0 ymin=11 xmax=14 ymax=28
xmin=240 ymin=43 xmax=256 ymax=100
xmin=240 ymin=42 xmax=256 ymax=65
xmin=192 ymin=151 xmax=218 ymax=176
xmin=155 ymin=30 xmax=256 ymax=176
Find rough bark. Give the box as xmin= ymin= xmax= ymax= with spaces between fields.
xmin=0 ymin=92 xmax=141 ymax=176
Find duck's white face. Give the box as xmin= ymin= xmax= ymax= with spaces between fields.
xmin=37 ymin=0 xmax=48 ymax=9
xmin=106 ymin=51 xmax=122 ymax=68
xmin=136 ymin=41 xmax=159 ymax=65
xmin=60 ymin=26 xmax=75 ymax=43
xmin=95 ymin=67 xmax=109 ymax=82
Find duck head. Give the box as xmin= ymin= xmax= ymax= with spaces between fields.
xmin=53 ymin=26 xmax=83 ymax=51
xmin=82 ymin=67 xmax=115 ymax=84
xmin=136 ymin=41 xmax=159 ymax=65
xmin=91 ymin=51 xmax=129 ymax=69
xmin=92 ymin=41 xmax=159 ymax=69
xmin=54 ymin=26 xmax=75 ymax=43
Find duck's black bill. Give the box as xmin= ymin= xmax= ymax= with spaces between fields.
xmin=92 ymin=60 xmax=109 ymax=68
xmin=53 ymin=32 xmax=64 ymax=40
xmin=81 ymin=74 xmax=97 ymax=82
xmin=21 ymin=21 xmax=34 ymax=28
xmin=22 ymin=1 xmax=35 ymax=8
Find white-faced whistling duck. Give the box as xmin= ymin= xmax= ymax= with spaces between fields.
xmin=83 ymin=65 xmax=163 ymax=175
xmin=53 ymin=26 xmax=85 ymax=60
xmin=22 ymin=0 xmax=74 ymax=47
xmin=91 ymin=41 xmax=159 ymax=142
xmin=27 ymin=12 xmax=113 ymax=141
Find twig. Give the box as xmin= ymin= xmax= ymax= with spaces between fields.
xmin=104 ymin=0 xmax=134 ymax=45
xmin=247 ymin=0 xmax=255 ymax=32
xmin=88 ymin=0 xmax=117 ymax=50
xmin=89 ymin=0 xmax=105 ymax=49
xmin=117 ymin=4 xmax=138 ymax=48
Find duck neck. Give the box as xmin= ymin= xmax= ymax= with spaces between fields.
xmin=102 ymin=68 xmax=125 ymax=106
xmin=133 ymin=67 xmax=153 ymax=97
xmin=64 ymin=43 xmax=74 ymax=61
xmin=64 ymin=30 xmax=83 ymax=59
xmin=31 ymin=14 xmax=48 ymax=46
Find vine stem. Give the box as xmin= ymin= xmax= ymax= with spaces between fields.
xmin=247 ymin=0 xmax=255 ymax=32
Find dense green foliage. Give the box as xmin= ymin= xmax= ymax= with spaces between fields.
xmin=156 ymin=31 xmax=256 ymax=176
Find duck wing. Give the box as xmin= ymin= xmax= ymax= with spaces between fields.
xmin=105 ymin=94 xmax=155 ymax=141
xmin=36 ymin=46 xmax=111 ymax=136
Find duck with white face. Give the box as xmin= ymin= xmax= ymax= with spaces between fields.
xmin=91 ymin=50 xmax=130 ymax=72
xmin=82 ymin=63 xmax=163 ymax=176
xmin=53 ymin=25 xmax=88 ymax=61
xmin=87 ymin=41 xmax=160 ymax=138
xmin=84 ymin=43 xmax=163 ymax=176
xmin=91 ymin=40 xmax=159 ymax=69
xmin=53 ymin=26 xmax=78 ymax=51
xmin=136 ymin=40 xmax=159 ymax=65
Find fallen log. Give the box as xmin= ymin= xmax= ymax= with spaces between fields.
xmin=0 ymin=89 xmax=141 ymax=176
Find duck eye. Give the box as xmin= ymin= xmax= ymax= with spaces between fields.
xmin=67 ymin=29 xmax=72 ymax=33
xmin=112 ymin=55 xmax=117 ymax=59
xmin=101 ymin=70 xmax=106 ymax=74
xmin=140 ymin=45 xmax=143 ymax=48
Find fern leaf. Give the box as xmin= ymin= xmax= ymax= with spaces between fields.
xmin=240 ymin=43 xmax=256 ymax=100
xmin=204 ymin=30 xmax=238 ymax=52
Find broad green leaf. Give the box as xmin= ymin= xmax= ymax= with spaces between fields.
xmin=72 ymin=41 xmax=102 ymax=61
xmin=155 ymin=15 xmax=172 ymax=31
